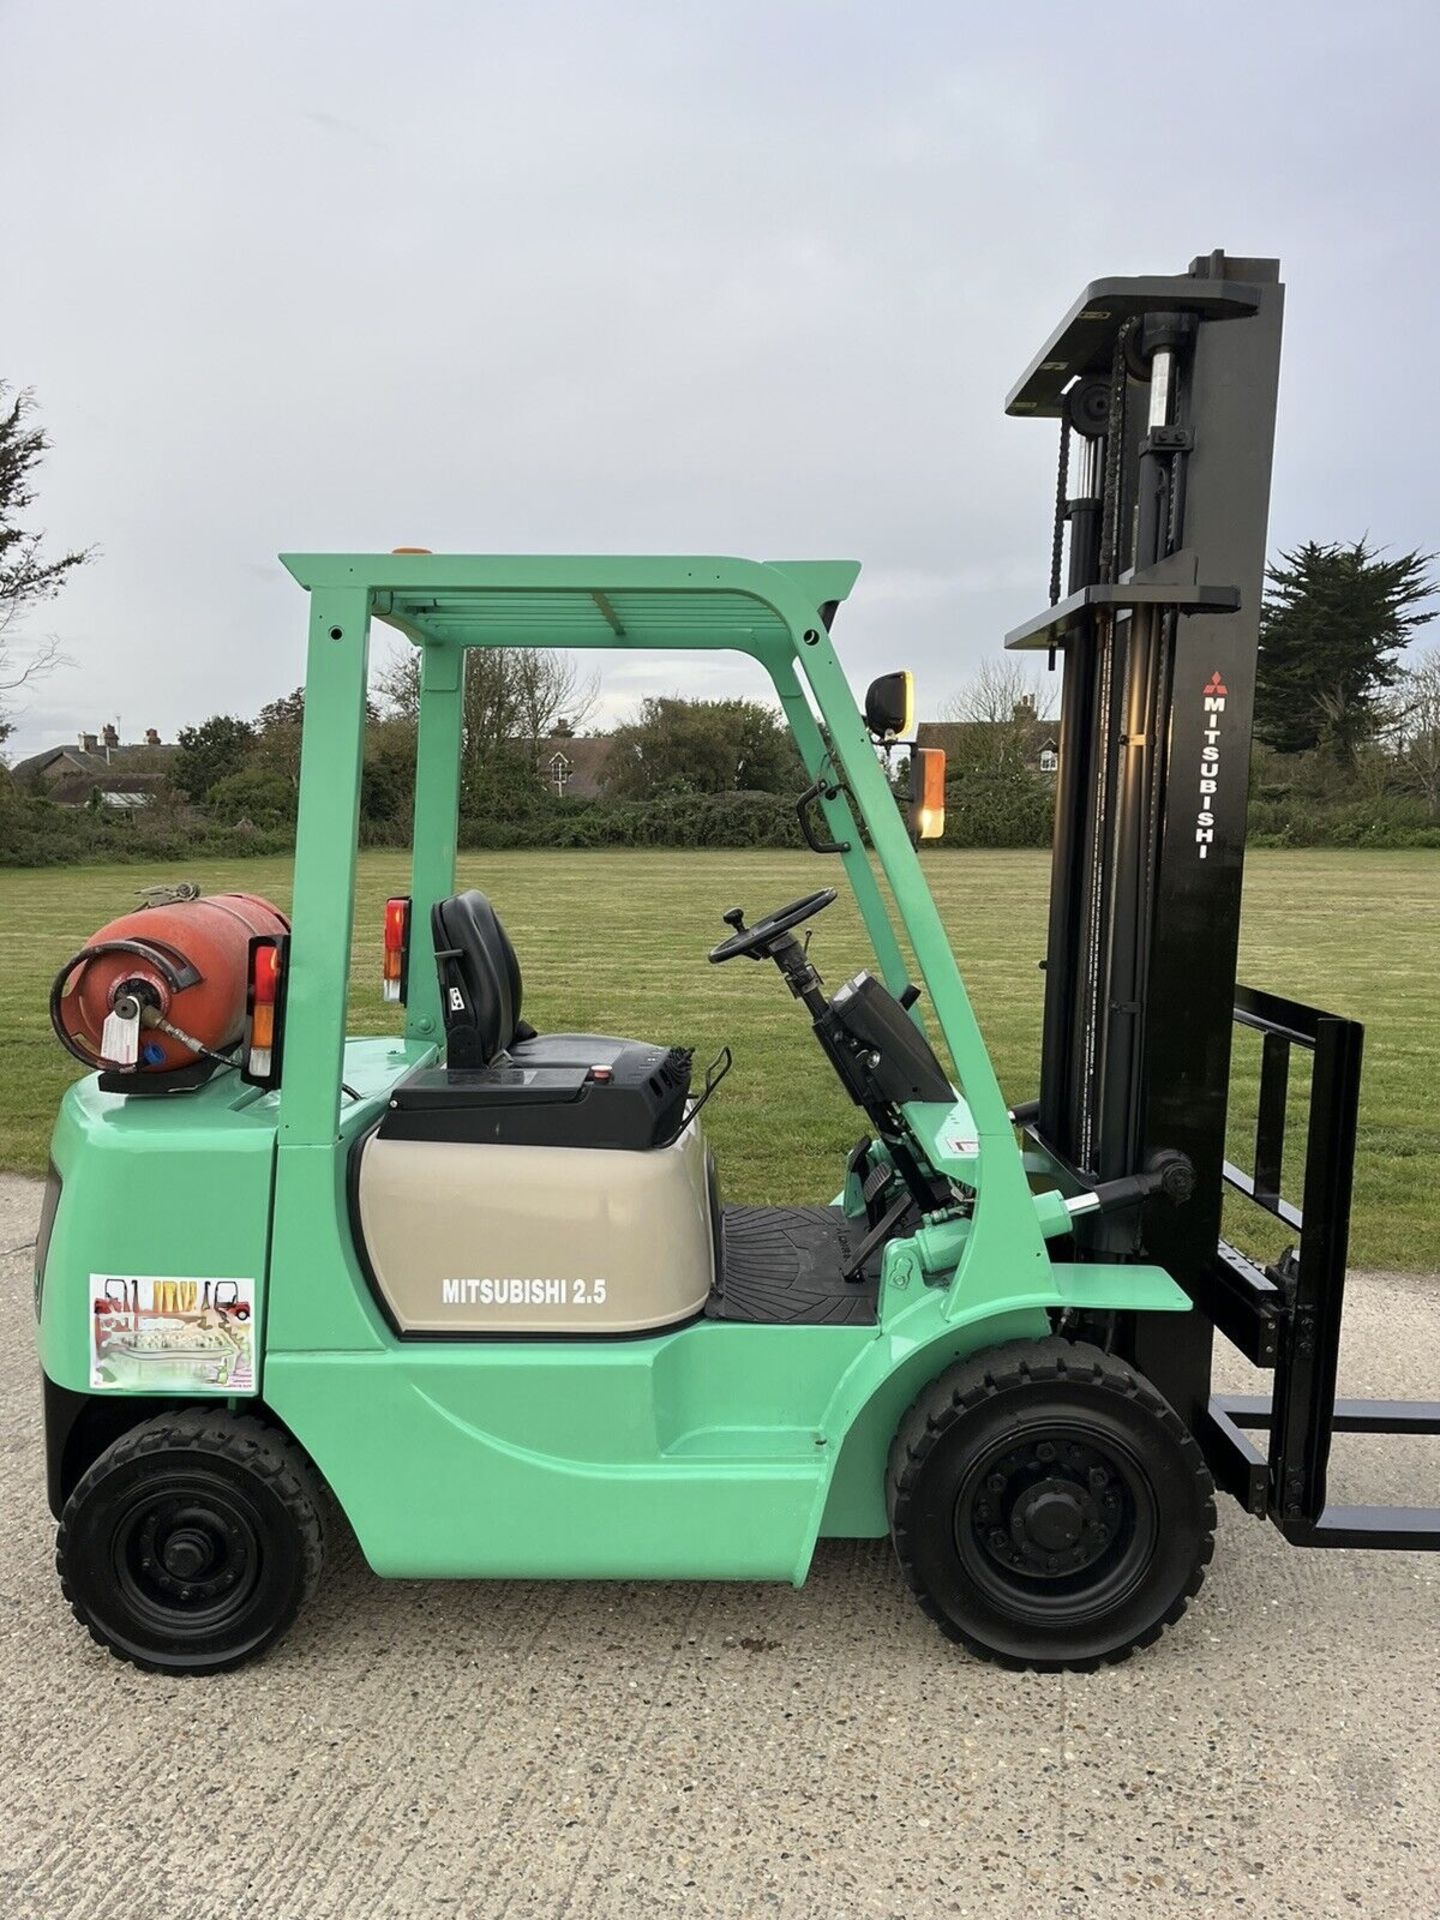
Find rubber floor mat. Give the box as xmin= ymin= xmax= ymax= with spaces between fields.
xmin=707 ymin=1205 xmax=880 ymax=1325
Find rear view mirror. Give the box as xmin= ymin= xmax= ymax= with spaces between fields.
xmin=865 ymin=671 xmax=914 ymax=741
xmin=909 ymin=748 xmax=946 ymax=841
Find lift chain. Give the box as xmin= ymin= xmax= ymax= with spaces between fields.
xmin=1097 ymin=319 xmax=1134 ymax=584
xmin=1048 ymin=412 xmax=1072 ymax=606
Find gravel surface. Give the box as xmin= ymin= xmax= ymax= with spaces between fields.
xmin=2 ymin=1172 xmax=1436 ymax=1919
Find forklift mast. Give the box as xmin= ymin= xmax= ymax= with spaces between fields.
xmin=1007 ymin=254 xmax=1439 ymax=1551
xmin=1009 ymin=251 xmax=1282 ymax=1266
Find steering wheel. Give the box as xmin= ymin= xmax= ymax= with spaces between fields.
xmin=708 ymin=889 xmax=837 ymax=963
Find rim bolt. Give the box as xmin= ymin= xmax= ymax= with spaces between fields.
xmin=180 ymin=1587 xmax=193 ymax=1601
xmin=1088 ymin=1467 xmax=1108 ymax=1490
xmin=141 ymin=1557 xmax=153 ymax=1571
xmin=1047 ymin=1555 xmax=1059 ymax=1572
xmin=986 ymin=1473 xmax=1005 ymax=1494
xmin=1036 ymin=1441 xmax=1056 ymax=1463
xmin=989 ymin=1528 xmax=1008 ymax=1551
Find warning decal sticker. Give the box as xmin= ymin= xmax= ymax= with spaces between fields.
xmin=90 ymin=1275 xmax=256 ymax=1393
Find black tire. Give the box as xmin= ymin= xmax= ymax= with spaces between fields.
xmin=57 ymin=1408 xmax=325 ymax=1675
xmin=886 ymin=1338 xmax=1215 ymax=1672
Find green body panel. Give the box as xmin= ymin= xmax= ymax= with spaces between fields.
xmin=263 ymin=1327 xmax=863 ymax=1581
xmin=36 ymin=1039 xmax=429 ymax=1394
xmin=37 ymin=551 xmax=1195 ymax=1583
xmin=39 ymin=1071 xmax=278 ymax=1392
xmin=263 ymin=1261 xmax=1187 ymax=1580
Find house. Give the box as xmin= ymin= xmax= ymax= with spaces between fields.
xmin=10 ymin=726 xmax=179 ymax=808
xmin=916 ymin=697 xmax=1059 ymax=776
xmin=540 ymin=730 xmax=613 ymax=799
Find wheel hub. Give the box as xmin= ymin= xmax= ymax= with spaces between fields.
xmin=967 ymin=1433 xmax=1128 ymax=1581
xmin=129 ymin=1499 xmax=252 ymax=1609
xmin=160 ymin=1527 xmax=215 ymax=1581
xmin=1015 ymin=1482 xmax=1086 ymax=1553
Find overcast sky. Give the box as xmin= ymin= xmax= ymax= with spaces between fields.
xmin=3 ymin=0 xmax=1436 ymax=759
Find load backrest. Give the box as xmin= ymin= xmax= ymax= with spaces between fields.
xmin=431 ymin=890 xmax=525 ymax=1067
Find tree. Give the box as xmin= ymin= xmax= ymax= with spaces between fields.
xmin=604 ymin=696 xmax=803 ymax=800
xmin=377 ymin=644 xmax=596 ymax=816
xmin=940 ymin=660 xmax=1057 ymax=777
xmin=1255 ymin=540 xmax=1436 ymax=765
xmin=378 ymin=647 xmax=594 ymax=751
xmin=0 ymin=386 xmax=90 ymax=749
xmin=255 ymin=687 xmax=306 ymax=733
xmin=1392 ymin=646 xmax=1440 ymax=818
xmin=173 ymin=714 xmax=255 ymax=802
xmin=249 ymin=687 xmax=307 ymax=787
xmin=361 ymin=720 xmax=417 ymax=826
xmin=508 ymin=650 xmax=597 ymax=762
xmin=206 ymin=766 xmax=297 ymax=829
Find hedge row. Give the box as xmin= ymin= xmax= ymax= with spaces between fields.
xmin=940 ymin=774 xmax=1054 ymax=849
xmin=3 ymin=780 xmax=1437 ymax=866
xmin=0 ymin=797 xmax=295 ymax=867
xmin=457 ymin=790 xmax=806 ymax=851
xmin=1248 ymin=794 xmax=1440 ymax=849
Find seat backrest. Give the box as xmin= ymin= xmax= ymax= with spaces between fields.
xmin=431 ymin=890 xmax=525 ymax=1067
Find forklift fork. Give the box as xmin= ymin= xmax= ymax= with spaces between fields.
xmin=1201 ymin=986 xmax=1440 ymax=1549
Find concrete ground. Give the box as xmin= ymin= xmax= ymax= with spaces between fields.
xmin=0 ymin=1172 xmax=1435 ymax=1920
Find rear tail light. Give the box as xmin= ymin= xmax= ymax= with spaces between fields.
xmin=383 ymin=896 xmax=411 ymax=1004
xmin=242 ymin=934 xmax=289 ymax=1087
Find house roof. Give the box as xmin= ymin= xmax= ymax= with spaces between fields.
xmin=542 ymin=735 xmax=614 ymax=796
xmin=544 ymin=736 xmax=612 ymax=771
xmin=45 ymin=770 xmax=173 ymax=807
xmin=12 ymin=743 xmax=178 ymax=783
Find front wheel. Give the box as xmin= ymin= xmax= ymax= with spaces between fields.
xmin=57 ymin=1408 xmax=325 ymax=1674
xmin=886 ymin=1338 xmax=1215 ymax=1671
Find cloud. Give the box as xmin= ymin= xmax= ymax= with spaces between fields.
xmin=2 ymin=0 xmax=1435 ymax=757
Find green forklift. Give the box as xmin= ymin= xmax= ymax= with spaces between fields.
xmin=35 ymin=250 xmax=1439 ymax=1675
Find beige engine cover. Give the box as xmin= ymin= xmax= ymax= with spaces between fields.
xmin=356 ymin=1119 xmax=715 ymax=1334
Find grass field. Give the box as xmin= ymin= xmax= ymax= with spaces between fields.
xmin=1 ymin=849 xmax=1435 ymax=1270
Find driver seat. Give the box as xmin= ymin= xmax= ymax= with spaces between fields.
xmin=431 ymin=889 xmax=636 ymax=1071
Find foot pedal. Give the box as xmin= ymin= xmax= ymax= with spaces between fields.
xmin=842 ymin=1190 xmax=915 ymax=1283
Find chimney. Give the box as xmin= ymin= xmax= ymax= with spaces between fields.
xmin=145 ymin=727 xmax=160 ymax=747
xmin=1012 ymin=695 xmax=1037 ymax=723
xmin=81 ymin=732 xmax=98 ymax=752
xmin=102 ymin=723 xmax=119 ymax=749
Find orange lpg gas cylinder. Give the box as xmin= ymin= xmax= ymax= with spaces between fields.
xmin=50 ymin=888 xmax=290 ymax=1074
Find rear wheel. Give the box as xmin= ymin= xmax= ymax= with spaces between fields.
xmin=886 ymin=1338 xmax=1214 ymax=1671
xmin=57 ymin=1408 xmax=325 ymax=1674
